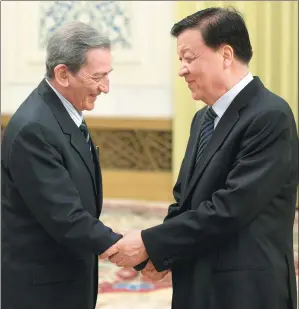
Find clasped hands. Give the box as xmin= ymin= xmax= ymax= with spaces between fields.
xmin=99 ymin=230 xmax=170 ymax=281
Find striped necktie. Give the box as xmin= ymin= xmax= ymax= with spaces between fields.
xmin=195 ymin=107 xmax=217 ymax=165
xmin=79 ymin=120 xmax=91 ymax=151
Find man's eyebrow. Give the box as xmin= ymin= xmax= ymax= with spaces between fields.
xmin=179 ymin=46 xmax=192 ymax=53
xmin=178 ymin=46 xmax=192 ymax=57
xmin=92 ymin=68 xmax=113 ymax=77
xmin=178 ymin=47 xmax=194 ymax=60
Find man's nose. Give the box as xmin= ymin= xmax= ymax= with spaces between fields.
xmin=99 ymin=78 xmax=110 ymax=93
xmin=178 ymin=65 xmax=188 ymax=77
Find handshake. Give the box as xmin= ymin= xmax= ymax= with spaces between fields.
xmin=99 ymin=230 xmax=170 ymax=281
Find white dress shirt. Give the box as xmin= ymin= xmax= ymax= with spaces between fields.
xmin=212 ymin=73 xmax=253 ymax=128
xmin=46 ymin=79 xmax=83 ymax=127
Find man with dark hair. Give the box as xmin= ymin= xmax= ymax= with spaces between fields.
xmin=101 ymin=7 xmax=298 ymax=309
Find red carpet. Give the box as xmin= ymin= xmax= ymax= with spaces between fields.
xmin=98 ymin=262 xmax=172 ymax=293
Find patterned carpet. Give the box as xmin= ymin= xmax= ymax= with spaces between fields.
xmin=96 ymin=200 xmax=298 ymax=309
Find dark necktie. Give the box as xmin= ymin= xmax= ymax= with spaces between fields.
xmin=195 ymin=107 xmax=217 ymax=165
xmin=79 ymin=120 xmax=91 ymax=151
xmin=79 ymin=120 xmax=98 ymax=194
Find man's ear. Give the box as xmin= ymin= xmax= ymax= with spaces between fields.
xmin=53 ymin=64 xmax=70 ymax=87
xmin=219 ymin=44 xmax=234 ymax=69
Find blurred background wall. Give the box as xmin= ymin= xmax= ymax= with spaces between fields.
xmin=1 ymin=1 xmax=298 ymax=203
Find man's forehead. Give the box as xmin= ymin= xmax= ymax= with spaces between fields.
xmin=85 ymin=48 xmax=111 ymax=63
xmin=177 ymin=44 xmax=193 ymax=53
xmin=176 ymin=29 xmax=203 ymax=52
xmin=84 ymin=50 xmax=111 ymax=69
xmin=80 ymin=61 xmax=112 ymax=75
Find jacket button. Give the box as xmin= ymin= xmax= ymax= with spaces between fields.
xmin=164 ymin=260 xmax=169 ymax=266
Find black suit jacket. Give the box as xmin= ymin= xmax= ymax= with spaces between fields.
xmin=141 ymin=77 xmax=298 ymax=309
xmin=1 ymin=79 xmax=122 ymax=309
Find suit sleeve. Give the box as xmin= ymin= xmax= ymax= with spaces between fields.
xmin=164 ymin=110 xmax=201 ymax=222
xmin=141 ymin=109 xmax=294 ymax=271
xmin=133 ymin=111 xmax=201 ymax=271
xmin=9 ymin=122 xmax=121 ymax=255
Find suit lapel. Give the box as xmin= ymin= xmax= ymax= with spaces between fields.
xmin=90 ymin=137 xmax=102 ymax=215
xmin=181 ymin=76 xmax=264 ymax=206
xmin=69 ymin=130 xmax=96 ymax=189
xmin=37 ymin=79 xmax=97 ymax=194
xmin=183 ymin=109 xmax=239 ymax=204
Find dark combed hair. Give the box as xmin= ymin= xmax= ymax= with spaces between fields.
xmin=171 ymin=7 xmax=253 ymax=64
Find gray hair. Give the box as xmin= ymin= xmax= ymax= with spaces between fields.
xmin=45 ymin=21 xmax=111 ymax=79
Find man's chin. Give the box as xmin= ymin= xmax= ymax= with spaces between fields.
xmin=191 ymin=91 xmax=200 ymax=101
xmin=84 ymin=101 xmax=96 ymax=111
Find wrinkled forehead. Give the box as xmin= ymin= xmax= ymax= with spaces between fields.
xmin=176 ymin=28 xmax=205 ymax=54
xmin=84 ymin=48 xmax=112 ymax=74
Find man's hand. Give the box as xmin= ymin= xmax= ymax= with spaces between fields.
xmin=99 ymin=241 xmax=119 ymax=259
xmin=102 ymin=230 xmax=148 ymax=267
xmin=141 ymin=260 xmax=170 ymax=281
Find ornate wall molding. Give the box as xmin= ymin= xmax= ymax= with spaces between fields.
xmin=39 ymin=1 xmax=132 ymax=50
xmin=85 ymin=117 xmax=172 ymax=171
xmin=91 ymin=129 xmax=171 ymax=171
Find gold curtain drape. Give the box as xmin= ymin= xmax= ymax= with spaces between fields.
xmin=172 ymin=1 xmax=298 ymax=181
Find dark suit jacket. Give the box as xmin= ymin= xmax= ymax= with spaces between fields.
xmin=141 ymin=77 xmax=298 ymax=309
xmin=1 ymin=79 xmax=121 ymax=309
